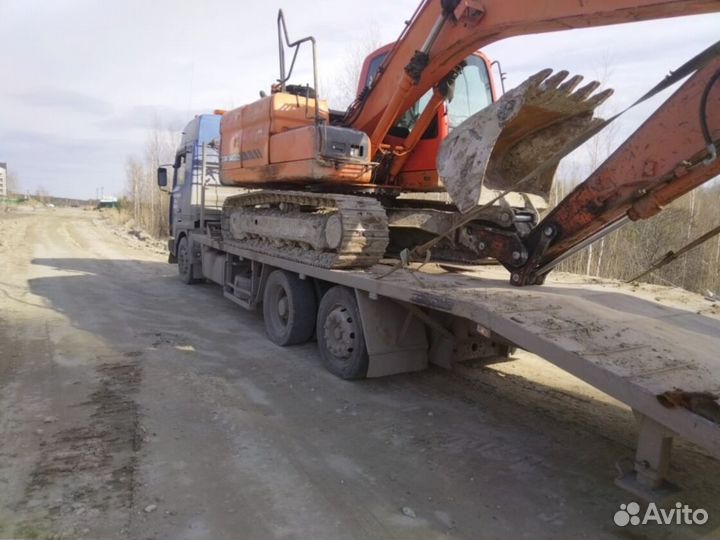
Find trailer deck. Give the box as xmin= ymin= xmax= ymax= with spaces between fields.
xmin=196 ymin=234 xmax=720 ymax=499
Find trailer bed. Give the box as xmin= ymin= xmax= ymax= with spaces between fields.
xmin=198 ymin=235 xmax=720 ymax=497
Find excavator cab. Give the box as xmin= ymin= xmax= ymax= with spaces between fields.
xmin=358 ymin=44 xmax=496 ymax=191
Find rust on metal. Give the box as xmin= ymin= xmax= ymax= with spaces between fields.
xmin=657 ymin=390 xmax=720 ymax=424
xmin=408 ymin=292 xmax=455 ymax=311
xmin=457 ymin=225 xmax=528 ymax=268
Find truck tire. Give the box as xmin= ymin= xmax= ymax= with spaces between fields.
xmin=316 ymin=286 xmax=368 ymax=380
xmin=177 ymin=236 xmax=199 ymax=284
xmin=263 ymin=270 xmax=317 ymax=346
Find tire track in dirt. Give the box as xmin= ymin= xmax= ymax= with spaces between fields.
xmin=13 ymin=358 xmax=144 ymax=539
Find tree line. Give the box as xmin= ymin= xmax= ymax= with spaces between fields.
xmin=548 ymin=178 xmax=720 ymax=295
xmin=122 ymin=127 xmax=179 ymax=238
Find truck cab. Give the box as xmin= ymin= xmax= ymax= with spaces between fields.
xmin=158 ymin=113 xmax=230 ymax=261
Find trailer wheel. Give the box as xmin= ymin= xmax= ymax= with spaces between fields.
xmin=316 ymin=286 xmax=368 ymax=380
xmin=177 ymin=236 xmax=199 ymax=284
xmin=263 ymin=270 xmax=317 ymax=346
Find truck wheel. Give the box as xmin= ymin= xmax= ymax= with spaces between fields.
xmin=177 ymin=236 xmax=199 ymax=284
xmin=263 ymin=270 xmax=317 ymax=346
xmin=316 ymin=286 xmax=368 ymax=380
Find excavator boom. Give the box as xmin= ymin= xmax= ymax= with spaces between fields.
xmin=345 ymin=0 xmax=720 ymax=152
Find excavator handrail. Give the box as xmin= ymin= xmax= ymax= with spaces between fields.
xmin=276 ymin=9 xmax=321 ymax=125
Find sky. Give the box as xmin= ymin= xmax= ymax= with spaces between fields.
xmin=0 ymin=1 xmax=718 ymax=199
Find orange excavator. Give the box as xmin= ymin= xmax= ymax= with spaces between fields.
xmin=217 ymin=0 xmax=720 ymax=286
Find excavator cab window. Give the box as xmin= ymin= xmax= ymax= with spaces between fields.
xmin=447 ymin=55 xmax=493 ymax=129
xmin=393 ymin=92 xmax=435 ymax=138
xmin=390 ymin=56 xmax=492 ymax=138
xmin=365 ymin=54 xmax=386 ymax=88
xmin=362 ymin=50 xmax=435 ymax=139
xmin=364 ymin=49 xmax=493 ymax=139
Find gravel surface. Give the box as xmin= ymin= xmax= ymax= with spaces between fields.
xmin=1 ymin=208 xmax=718 ymax=539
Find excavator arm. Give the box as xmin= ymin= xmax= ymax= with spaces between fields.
xmin=423 ymin=42 xmax=719 ymax=286
xmin=510 ymin=50 xmax=720 ymax=285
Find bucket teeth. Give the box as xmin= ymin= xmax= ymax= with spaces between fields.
xmin=572 ymin=80 xmax=602 ymax=101
xmin=438 ymin=69 xmax=613 ymax=213
xmin=558 ymin=75 xmax=584 ymax=94
xmin=542 ymin=70 xmax=570 ymax=91
xmin=586 ymin=88 xmax=615 ymax=108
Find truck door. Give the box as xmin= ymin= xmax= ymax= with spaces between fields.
xmin=170 ymin=150 xmax=190 ymax=239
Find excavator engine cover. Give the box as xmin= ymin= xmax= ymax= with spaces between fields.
xmin=438 ymin=69 xmax=613 ymax=213
xmin=220 ymin=92 xmax=372 ymax=187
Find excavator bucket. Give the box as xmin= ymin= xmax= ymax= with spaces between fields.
xmin=438 ymin=69 xmax=613 ymax=213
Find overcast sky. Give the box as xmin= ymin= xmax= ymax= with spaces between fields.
xmin=1 ymin=1 xmax=718 ymax=199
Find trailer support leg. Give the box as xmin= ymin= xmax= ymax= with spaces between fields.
xmin=615 ymin=411 xmax=679 ymax=501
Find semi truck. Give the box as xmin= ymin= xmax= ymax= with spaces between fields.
xmin=157 ymin=1 xmax=720 ymax=500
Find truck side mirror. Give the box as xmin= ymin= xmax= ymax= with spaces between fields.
xmin=157 ymin=167 xmax=168 ymax=188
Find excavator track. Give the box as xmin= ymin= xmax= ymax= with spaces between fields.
xmin=221 ymin=190 xmax=389 ymax=269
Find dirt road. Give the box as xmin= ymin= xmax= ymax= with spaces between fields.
xmin=1 ymin=208 xmax=718 ymax=539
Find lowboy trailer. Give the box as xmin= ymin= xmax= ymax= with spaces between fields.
xmin=158 ymin=110 xmax=720 ymax=500
xmin=183 ymin=205 xmax=720 ymax=501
